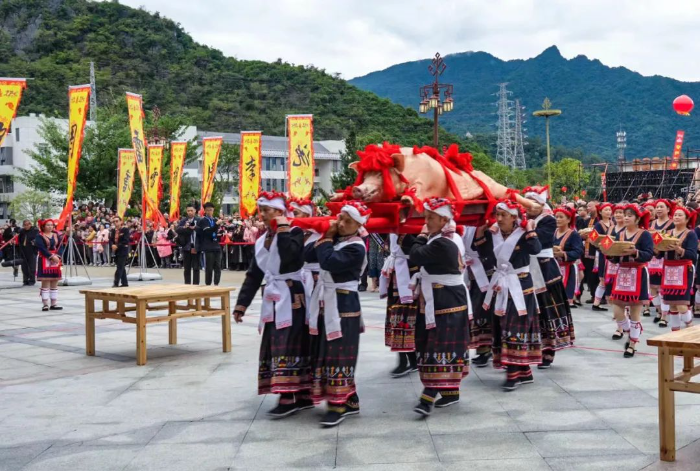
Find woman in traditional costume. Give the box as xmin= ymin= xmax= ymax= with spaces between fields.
xmin=553 ymin=206 xmax=584 ymax=308
xmin=380 ymin=232 xmax=420 ymax=377
xmin=591 ymin=202 xmax=614 ymax=311
xmin=305 ymin=201 xmax=369 ymax=427
xmin=401 ymin=197 xmax=470 ymax=415
xmin=658 ymin=207 xmax=698 ymax=331
xmin=289 ymin=197 xmax=321 ymax=319
xmin=523 ymin=187 xmax=575 ymax=369
xmin=648 ymin=200 xmax=674 ymax=323
xmin=232 ymin=191 xmax=312 ymax=418
xmin=476 ymin=199 xmax=543 ymax=390
xmin=608 ymin=204 xmax=653 ymax=358
xmin=35 ymin=219 xmax=63 ymax=311
xmin=604 ymin=204 xmax=627 ymax=304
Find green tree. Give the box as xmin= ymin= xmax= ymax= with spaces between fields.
xmin=546 ymin=158 xmax=591 ymax=200
xmin=10 ymin=189 xmax=59 ymax=222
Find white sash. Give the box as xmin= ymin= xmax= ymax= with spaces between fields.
xmin=300 ymin=232 xmax=322 ymax=319
xmin=379 ymin=234 xmax=413 ymax=303
xmin=255 ymin=233 xmax=303 ymax=333
xmin=308 ymin=238 xmax=366 ymax=340
xmin=409 ymin=233 xmax=471 ymax=329
xmin=529 ymin=214 xmax=551 ymax=293
xmin=483 ymin=228 xmax=529 ymax=317
xmin=462 ymin=226 xmax=490 ymax=291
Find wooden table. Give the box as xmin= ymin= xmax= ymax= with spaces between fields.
xmin=647 ymin=325 xmax=700 ymax=461
xmin=80 ymin=284 xmax=235 ymax=365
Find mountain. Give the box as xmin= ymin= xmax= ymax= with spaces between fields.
xmin=350 ymin=46 xmax=700 ymax=160
xmin=0 ymin=0 xmax=467 ymax=150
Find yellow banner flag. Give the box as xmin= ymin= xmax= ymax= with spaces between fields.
xmin=169 ymin=141 xmax=187 ymax=220
xmin=0 ymin=78 xmax=27 ymax=149
xmin=146 ymin=144 xmax=163 ymax=220
xmin=126 ymin=92 xmax=165 ymax=225
xmin=117 ymin=149 xmax=136 ymax=218
xmin=201 ymin=136 xmax=222 ymax=206
xmin=239 ymin=132 xmax=262 ymax=218
xmin=57 ymin=84 xmax=91 ymax=229
xmin=287 ymin=115 xmax=314 ymax=198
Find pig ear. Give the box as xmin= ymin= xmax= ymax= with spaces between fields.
xmin=348 ymin=162 xmax=359 ymax=174
xmin=391 ymin=153 xmax=405 ymax=173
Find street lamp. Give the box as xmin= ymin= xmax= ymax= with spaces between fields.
xmin=533 ymin=97 xmax=562 ymax=190
xmin=418 ymin=52 xmax=454 ymax=147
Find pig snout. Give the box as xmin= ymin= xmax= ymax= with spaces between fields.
xmin=352 ymin=186 xmax=365 ymax=200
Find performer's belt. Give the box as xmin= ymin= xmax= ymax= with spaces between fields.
xmin=410 ymin=269 xmax=469 ymax=329
xmin=308 ymin=271 xmax=359 ymax=341
xmin=664 ymin=259 xmax=693 ymax=267
xmin=483 ymin=264 xmax=530 ymax=317
xmin=536 ymin=248 xmax=554 ymax=258
xmin=260 ymin=269 xmax=302 ymax=332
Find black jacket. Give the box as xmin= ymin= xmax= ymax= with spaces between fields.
xmin=18 ymin=227 xmax=39 ymax=252
xmin=176 ymin=217 xmax=199 ymax=250
xmin=110 ymin=227 xmax=131 ymax=256
xmin=196 ymin=216 xmax=221 ymax=253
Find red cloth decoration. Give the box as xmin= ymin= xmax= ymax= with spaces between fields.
xmin=353 ymin=143 xmax=406 ymax=201
xmin=443 ymin=144 xmax=474 ymax=172
xmin=496 ymin=198 xmax=528 ymax=229
xmin=342 ymin=200 xmax=372 ymax=218
xmin=561 ymin=186 xmax=568 ymax=193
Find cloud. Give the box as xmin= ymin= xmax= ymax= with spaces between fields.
xmin=116 ymin=0 xmax=700 ymax=82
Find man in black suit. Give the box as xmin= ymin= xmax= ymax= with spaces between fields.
xmin=18 ymin=220 xmax=38 ymax=286
xmin=176 ymin=204 xmax=200 ymax=285
xmin=110 ymin=216 xmax=131 ymax=288
xmin=197 ymin=202 xmax=222 ymax=286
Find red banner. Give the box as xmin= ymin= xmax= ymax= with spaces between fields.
xmin=670 ymin=130 xmax=685 ymax=169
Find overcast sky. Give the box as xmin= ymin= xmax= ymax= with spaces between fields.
xmin=118 ymin=0 xmax=700 ymax=82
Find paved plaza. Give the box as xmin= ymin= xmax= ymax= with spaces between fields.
xmin=0 ymin=267 xmax=699 ymax=470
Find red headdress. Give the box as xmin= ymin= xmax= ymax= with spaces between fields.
xmin=353 ymin=143 xmax=407 ymax=201
xmin=341 ymin=200 xmax=372 ymax=225
xmin=624 ymin=204 xmax=650 ymax=229
xmin=553 ymin=206 xmax=576 ymax=229
xmin=674 ymin=206 xmax=698 ymax=228
xmin=495 ymin=198 xmax=528 ymax=228
xmin=614 ymin=203 xmax=626 ymax=212
xmin=597 ymin=202 xmax=614 ymax=214
xmin=655 ymin=199 xmax=675 ymax=214
xmin=37 ymin=219 xmax=57 ymax=231
xmin=288 ymin=197 xmax=315 ymax=216
xmin=423 ymin=196 xmax=455 ymax=219
xmin=642 ymin=200 xmax=656 ymax=209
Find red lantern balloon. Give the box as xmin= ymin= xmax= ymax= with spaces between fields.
xmin=673 ymin=95 xmax=694 ymax=116
xmin=561 ymin=186 xmax=568 ymax=193
xmin=581 ymin=190 xmax=587 ymax=196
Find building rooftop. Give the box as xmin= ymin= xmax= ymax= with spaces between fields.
xmin=197 ymin=131 xmax=344 ymax=160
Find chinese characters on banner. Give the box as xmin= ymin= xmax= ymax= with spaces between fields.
xmin=146 ymin=144 xmax=163 ymax=221
xmin=286 ymin=115 xmax=314 ymax=198
xmin=125 ymin=92 xmax=165 ymax=226
xmin=239 ymin=132 xmax=262 ymax=218
xmin=57 ymin=84 xmax=91 ymax=229
xmin=201 ymin=136 xmax=222 ymax=208
xmin=117 ymin=149 xmax=136 ymax=218
xmin=0 ymin=78 xmax=26 ymax=149
xmin=169 ymin=142 xmax=187 ymax=220
xmin=670 ymin=130 xmax=685 ymax=169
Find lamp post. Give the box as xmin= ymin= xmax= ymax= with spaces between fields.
xmin=533 ymin=98 xmax=561 ymax=190
xmin=419 ymin=52 xmax=454 ymax=147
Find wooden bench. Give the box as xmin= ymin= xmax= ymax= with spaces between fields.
xmin=647 ymin=325 xmax=700 ymax=461
xmin=80 ymin=284 xmax=235 ymax=365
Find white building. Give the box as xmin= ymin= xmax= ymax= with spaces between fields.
xmin=0 ymin=114 xmax=73 ymax=221
xmin=196 ymin=131 xmax=344 ymax=214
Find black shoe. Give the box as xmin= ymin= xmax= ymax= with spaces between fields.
xmin=653 ymin=315 xmax=661 ymax=324
xmin=296 ymin=398 xmax=315 ymax=411
xmin=122 ymin=284 xmax=129 ymax=287
xmin=502 ymin=379 xmax=520 ymax=391
xmin=435 ymin=394 xmax=460 ymax=408
xmin=320 ymin=408 xmax=345 ymax=427
xmin=592 ymin=305 xmax=608 ymax=312
xmin=413 ymin=401 xmax=433 ymax=416
xmin=391 ymin=363 xmax=412 ymax=378
xmin=537 ymin=359 xmax=552 ymax=369
xmin=358 ymin=285 xmax=367 ymax=292
xmin=343 ymin=395 xmax=360 ymax=417
xmin=643 ymin=308 xmax=651 ymax=317
xmin=42 ymin=306 xmax=49 ymax=312
xmin=267 ymin=402 xmax=300 ymax=419
xmin=612 ymin=330 xmax=624 ymax=340
xmin=112 ymin=285 xmax=119 ymax=288
xmin=520 ymin=373 xmax=535 ymax=384
xmin=472 ymin=352 xmax=492 ymax=368
xmin=49 ymin=306 xmax=63 ymax=310
xmin=623 ymin=341 xmax=637 ymax=358
xmin=569 ymin=303 xmax=577 ymax=309
xmin=658 ymin=319 xmax=668 ymax=328
xmin=585 ymin=299 xmax=594 ymax=304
